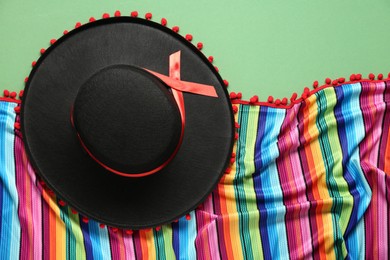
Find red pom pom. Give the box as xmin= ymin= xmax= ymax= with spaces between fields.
xmin=231 ymin=152 xmax=236 ymax=158
xmin=290 ymin=92 xmax=298 ymax=102
xmin=102 ymin=13 xmax=110 ymax=19
xmin=304 ymin=87 xmax=310 ymax=94
xmin=313 ymin=81 xmax=319 ymax=88
xmin=234 ymin=132 xmax=239 ymax=140
xmin=232 ymin=105 xmax=238 ymax=113
xmin=325 ymin=78 xmax=331 ymax=85
xmin=63 ymin=30 xmax=69 ymax=35
xmin=356 ymin=74 xmax=362 ymax=80
xmin=197 ymin=42 xmax=203 ymax=50
xmin=75 ymin=22 xmax=82 ymax=28
xmin=112 ymin=227 xmax=118 ymax=232
xmin=71 ymin=209 xmax=77 ymax=214
xmin=229 ymin=92 xmax=237 ymax=99
xmin=267 ymin=96 xmax=274 ymax=103
xmin=155 ymin=226 xmax=161 ymax=231
xmin=223 ymin=79 xmax=229 ymax=87
xmin=89 ymin=17 xmax=96 ymax=22
xmin=32 ymin=61 xmax=37 ymax=67
xmin=225 ymin=167 xmax=231 ymax=174
xmin=173 ymin=219 xmax=179 ymax=223
xmin=369 ymin=73 xmax=375 ymax=80
xmin=82 ymin=217 xmax=89 ymax=223
xmin=10 ymin=92 xmax=17 ymax=99
xmin=14 ymin=122 xmax=20 ymax=130
xmin=24 ymin=77 xmax=29 ymax=83
xmin=145 ymin=12 xmax=152 ymax=20
xmin=249 ymin=95 xmax=258 ymax=104
xmin=19 ymin=90 xmax=24 ymax=98
xmin=214 ymin=66 xmax=219 ymax=72
xmin=131 ymin=11 xmax=138 ymax=17
xmin=40 ymin=48 xmax=46 ymax=54
xmin=281 ymin=97 xmax=288 ymax=105
xmin=332 ymin=79 xmax=338 ymax=86
xmin=350 ymin=74 xmax=356 ymax=81
xmin=208 ymin=56 xmax=214 ymax=63
xmin=3 ymin=90 xmax=9 ymax=97
xmin=230 ymin=157 xmax=235 ymax=164
xmin=161 ymin=18 xmax=167 ymax=26
xmin=236 ymin=93 xmax=242 ymax=99
xmin=388 ymin=72 xmax=390 ymax=79
xmin=58 ymin=200 xmax=66 ymax=206
xmin=235 ymin=122 xmax=240 ymax=129
xmin=99 ymin=223 xmax=105 ymax=228
xmin=47 ymin=189 xmax=55 ymax=196
xmin=50 ymin=39 xmax=56 ymax=45
xmin=274 ymin=99 xmax=281 ymax=105
xmin=378 ymin=73 xmax=383 ymax=80
xmin=185 ymin=34 xmax=193 ymax=41
xmin=125 ymin=229 xmax=133 ymax=235
xmin=114 ymin=10 xmax=121 ymax=17
xmin=14 ymin=106 xmax=20 ymax=113
xmin=185 ymin=214 xmax=191 ymax=220
xmin=338 ymin=77 xmax=345 ymax=83
xmin=172 ymin=26 xmax=179 ymax=33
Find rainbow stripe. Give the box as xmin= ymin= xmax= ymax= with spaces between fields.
xmin=0 ymin=79 xmax=389 ymax=259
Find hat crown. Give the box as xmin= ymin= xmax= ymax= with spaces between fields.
xmin=72 ymin=64 xmax=182 ymax=175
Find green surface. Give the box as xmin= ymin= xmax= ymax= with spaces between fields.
xmin=1 ymin=0 xmax=390 ymax=101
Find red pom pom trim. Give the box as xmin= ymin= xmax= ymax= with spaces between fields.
xmin=172 ymin=26 xmax=179 ymax=33
xmin=10 ymin=92 xmax=17 ymax=99
xmin=161 ymin=18 xmax=167 ymax=26
xmin=19 ymin=90 xmax=24 ymax=98
xmin=125 ymin=229 xmax=133 ymax=235
xmin=102 ymin=13 xmax=110 ymax=19
xmin=32 ymin=61 xmax=37 ymax=67
xmin=197 ymin=42 xmax=203 ymax=50
xmin=145 ymin=12 xmax=152 ymax=20
xmin=236 ymin=93 xmax=242 ymax=99
xmin=369 ymin=73 xmax=375 ymax=80
xmin=50 ymin=39 xmax=56 ymax=45
xmin=349 ymin=74 xmax=356 ymax=81
xmin=71 ymin=209 xmax=77 ymax=214
xmin=131 ymin=11 xmax=138 ymax=17
xmin=185 ymin=214 xmax=191 ymax=220
xmin=223 ymin=79 xmax=229 ymax=87
xmin=14 ymin=106 xmax=20 ymax=113
xmin=249 ymin=95 xmax=258 ymax=104
xmin=14 ymin=122 xmax=20 ymax=130
xmin=281 ymin=98 xmax=288 ymax=105
xmin=63 ymin=30 xmax=69 ymax=35
xmin=378 ymin=73 xmax=383 ymax=80
xmin=58 ymin=200 xmax=66 ymax=206
xmin=325 ymin=78 xmax=331 ymax=85
xmin=232 ymin=105 xmax=238 ymax=113
xmin=82 ymin=217 xmax=89 ymax=223
xmin=208 ymin=56 xmax=214 ymax=63
xmin=89 ymin=17 xmax=96 ymax=22
xmin=75 ymin=22 xmax=82 ymax=28
xmin=155 ymin=226 xmax=161 ymax=231
xmin=185 ymin=34 xmax=193 ymax=41
xmin=355 ymin=74 xmax=362 ymax=80
xmin=313 ymin=81 xmax=319 ymax=88
xmin=290 ymin=93 xmax=298 ymax=102
xmin=114 ymin=10 xmax=121 ymax=17
xmin=99 ymin=223 xmax=105 ymax=228
xmin=4 ymin=90 xmax=10 ymax=97
xmin=40 ymin=48 xmax=46 ymax=54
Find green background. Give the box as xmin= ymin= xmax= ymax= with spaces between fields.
xmin=1 ymin=0 xmax=390 ymax=101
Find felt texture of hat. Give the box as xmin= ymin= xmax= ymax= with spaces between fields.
xmin=21 ymin=17 xmax=234 ymax=229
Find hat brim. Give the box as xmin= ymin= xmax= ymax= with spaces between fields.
xmin=21 ymin=17 xmax=234 ymax=229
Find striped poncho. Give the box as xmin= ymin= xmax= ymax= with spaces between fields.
xmin=0 ymin=79 xmax=389 ymax=259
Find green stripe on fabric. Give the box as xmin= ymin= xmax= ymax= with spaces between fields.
xmin=235 ymin=105 xmax=255 ymax=259
xmin=244 ymin=105 xmax=263 ymax=259
xmin=68 ymin=210 xmax=87 ymax=260
xmin=162 ymin=225 xmax=175 ymax=259
xmin=154 ymin=228 xmax=166 ymax=260
xmin=316 ymin=88 xmax=350 ymax=259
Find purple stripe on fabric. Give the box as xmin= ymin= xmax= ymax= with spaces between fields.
xmin=80 ymin=221 xmax=94 ymax=260
xmin=132 ymin=230 xmax=143 ymax=259
xmin=211 ymin=191 xmax=228 ymax=259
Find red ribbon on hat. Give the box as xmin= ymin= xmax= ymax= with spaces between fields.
xmin=73 ymin=51 xmax=218 ymax=177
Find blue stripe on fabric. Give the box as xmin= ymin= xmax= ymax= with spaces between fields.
xmin=335 ymin=83 xmax=371 ymax=259
xmin=87 ymin=220 xmax=110 ymax=260
xmin=253 ymin=106 xmax=288 ymax=259
xmin=234 ymin=105 xmax=254 ymax=259
xmin=80 ymin=220 xmax=94 ymax=260
xmin=172 ymin=212 xmax=196 ymax=260
xmin=96 ymin=224 xmax=112 ymax=260
xmin=0 ymin=102 xmax=20 ymax=260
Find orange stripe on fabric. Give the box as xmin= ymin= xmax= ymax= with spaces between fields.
xmin=23 ymin=150 xmax=34 ymax=260
xmin=303 ymin=95 xmax=335 ymax=259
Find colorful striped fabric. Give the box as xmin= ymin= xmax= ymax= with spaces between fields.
xmin=0 ymin=79 xmax=389 ymax=259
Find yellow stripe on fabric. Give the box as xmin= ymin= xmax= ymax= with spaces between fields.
xmin=46 ymin=196 xmax=66 ymax=259
xmin=304 ymin=94 xmax=336 ymax=259
xmin=219 ymin=104 xmax=243 ymax=259
xmin=68 ymin=209 xmax=87 ymax=260
xmin=162 ymin=225 xmax=175 ymax=259
xmin=242 ymin=105 xmax=263 ymax=259
xmin=143 ymin=229 xmax=156 ymax=259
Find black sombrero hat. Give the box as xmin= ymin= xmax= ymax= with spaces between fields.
xmin=21 ymin=14 xmax=234 ymax=230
